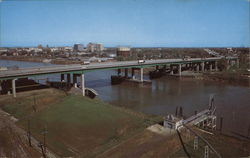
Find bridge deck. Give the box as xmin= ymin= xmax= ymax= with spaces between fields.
xmin=0 ymin=57 xmax=237 ymax=80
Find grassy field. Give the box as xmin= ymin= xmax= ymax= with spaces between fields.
xmin=0 ymin=89 xmax=154 ymax=157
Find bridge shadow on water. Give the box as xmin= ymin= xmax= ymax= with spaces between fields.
xmin=85 ymin=79 xmax=112 ymax=89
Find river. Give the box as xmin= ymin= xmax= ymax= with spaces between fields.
xmin=0 ymin=59 xmax=249 ymax=137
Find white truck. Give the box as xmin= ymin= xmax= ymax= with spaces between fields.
xmin=82 ymin=61 xmax=90 ymax=65
xmin=138 ymin=60 xmax=145 ymax=64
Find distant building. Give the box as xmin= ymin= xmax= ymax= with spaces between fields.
xmin=64 ymin=46 xmax=73 ymax=52
xmin=116 ymin=47 xmax=131 ymax=57
xmin=87 ymin=43 xmax=104 ymax=52
xmin=0 ymin=67 xmax=7 ymax=71
xmin=0 ymin=48 xmax=8 ymax=53
xmin=74 ymin=44 xmax=84 ymax=51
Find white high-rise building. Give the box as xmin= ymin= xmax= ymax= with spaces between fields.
xmin=87 ymin=43 xmax=104 ymax=52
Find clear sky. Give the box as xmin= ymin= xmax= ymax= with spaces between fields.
xmin=0 ymin=0 xmax=249 ymax=47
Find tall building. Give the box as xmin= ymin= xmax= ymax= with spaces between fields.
xmin=73 ymin=44 xmax=84 ymax=51
xmin=87 ymin=43 xmax=104 ymax=52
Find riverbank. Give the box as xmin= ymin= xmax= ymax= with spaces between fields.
xmin=176 ymin=71 xmax=250 ymax=87
xmin=0 ymin=88 xmax=159 ymax=157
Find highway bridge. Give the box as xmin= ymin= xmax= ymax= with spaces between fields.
xmin=0 ymin=57 xmax=238 ymax=97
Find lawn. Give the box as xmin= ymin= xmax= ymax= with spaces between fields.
xmin=0 ymin=89 xmax=150 ymax=157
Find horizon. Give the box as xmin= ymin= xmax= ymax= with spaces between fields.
xmin=0 ymin=0 xmax=249 ymax=47
xmin=1 ymin=45 xmax=250 ymax=49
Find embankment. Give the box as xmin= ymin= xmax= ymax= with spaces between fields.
xmin=0 ymin=88 xmax=157 ymax=157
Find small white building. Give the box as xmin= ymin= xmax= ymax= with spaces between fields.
xmin=0 ymin=67 xmax=8 ymax=71
xmin=163 ymin=114 xmax=183 ymax=130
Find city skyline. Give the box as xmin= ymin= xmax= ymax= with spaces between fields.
xmin=0 ymin=0 xmax=249 ymax=47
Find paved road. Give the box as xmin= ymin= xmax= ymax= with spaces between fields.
xmin=0 ymin=57 xmax=237 ymax=80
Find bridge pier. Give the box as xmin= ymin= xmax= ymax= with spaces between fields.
xmin=178 ymin=64 xmax=182 ymax=76
xmin=156 ymin=65 xmax=159 ymax=70
xmin=236 ymin=59 xmax=240 ymax=68
xmin=226 ymin=60 xmax=230 ymax=70
xmin=67 ymin=74 xmax=71 ymax=84
xmin=12 ymin=79 xmax=16 ymax=98
xmin=170 ymin=66 xmax=174 ymax=75
xmin=81 ymin=73 xmax=85 ymax=96
xmin=209 ymin=64 xmax=213 ymax=71
xmin=215 ymin=61 xmax=218 ymax=71
xmin=125 ymin=68 xmax=128 ymax=78
xmin=162 ymin=65 xmax=166 ymax=72
xmin=196 ymin=64 xmax=200 ymax=72
xmin=60 ymin=74 xmax=65 ymax=82
xmin=201 ymin=62 xmax=205 ymax=72
xmin=117 ymin=69 xmax=121 ymax=76
xmin=140 ymin=68 xmax=143 ymax=82
xmin=131 ymin=68 xmax=135 ymax=79
xmin=73 ymin=74 xmax=78 ymax=87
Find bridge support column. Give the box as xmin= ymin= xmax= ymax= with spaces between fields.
xmin=124 ymin=68 xmax=128 ymax=78
xmin=209 ymin=64 xmax=213 ymax=71
xmin=0 ymin=81 xmax=2 ymax=94
xmin=236 ymin=59 xmax=239 ymax=68
xmin=81 ymin=73 xmax=85 ymax=96
xmin=226 ymin=60 xmax=230 ymax=70
xmin=12 ymin=79 xmax=16 ymax=98
xmin=73 ymin=74 xmax=77 ymax=87
xmin=178 ymin=64 xmax=182 ymax=76
xmin=131 ymin=68 xmax=135 ymax=79
xmin=60 ymin=74 xmax=65 ymax=82
xmin=140 ymin=68 xmax=143 ymax=82
xmin=170 ymin=65 xmax=174 ymax=75
xmin=163 ymin=65 xmax=166 ymax=72
xmin=201 ymin=62 xmax=205 ymax=72
xmin=117 ymin=69 xmax=121 ymax=76
xmin=156 ymin=65 xmax=159 ymax=70
xmin=196 ymin=64 xmax=200 ymax=72
xmin=67 ymin=73 xmax=71 ymax=84
xmin=215 ymin=61 xmax=218 ymax=71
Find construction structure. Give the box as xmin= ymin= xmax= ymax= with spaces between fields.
xmin=164 ymin=95 xmax=217 ymax=130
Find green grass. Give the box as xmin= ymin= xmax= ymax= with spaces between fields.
xmin=1 ymin=91 xmax=149 ymax=157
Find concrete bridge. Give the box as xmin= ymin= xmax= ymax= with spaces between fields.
xmin=0 ymin=57 xmax=238 ymax=97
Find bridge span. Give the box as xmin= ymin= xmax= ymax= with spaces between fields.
xmin=0 ymin=57 xmax=238 ymax=97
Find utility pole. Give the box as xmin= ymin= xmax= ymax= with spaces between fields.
xmin=27 ymin=119 xmax=32 ymax=147
xmin=32 ymin=95 xmax=37 ymax=112
xmin=179 ymin=106 xmax=183 ymax=117
xmin=194 ymin=136 xmax=198 ymax=150
xmin=220 ymin=117 xmax=223 ymax=133
xmin=175 ymin=106 xmax=178 ymax=117
xmin=204 ymin=145 xmax=209 ymax=158
xmin=38 ymin=142 xmax=46 ymax=158
xmin=41 ymin=125 xmax=48 ymax=154
xmin=248 ymin=124 xmax=250 ymax=138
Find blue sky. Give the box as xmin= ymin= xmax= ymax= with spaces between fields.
xmin=0 ymin=0 xmax=249 ymax=47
